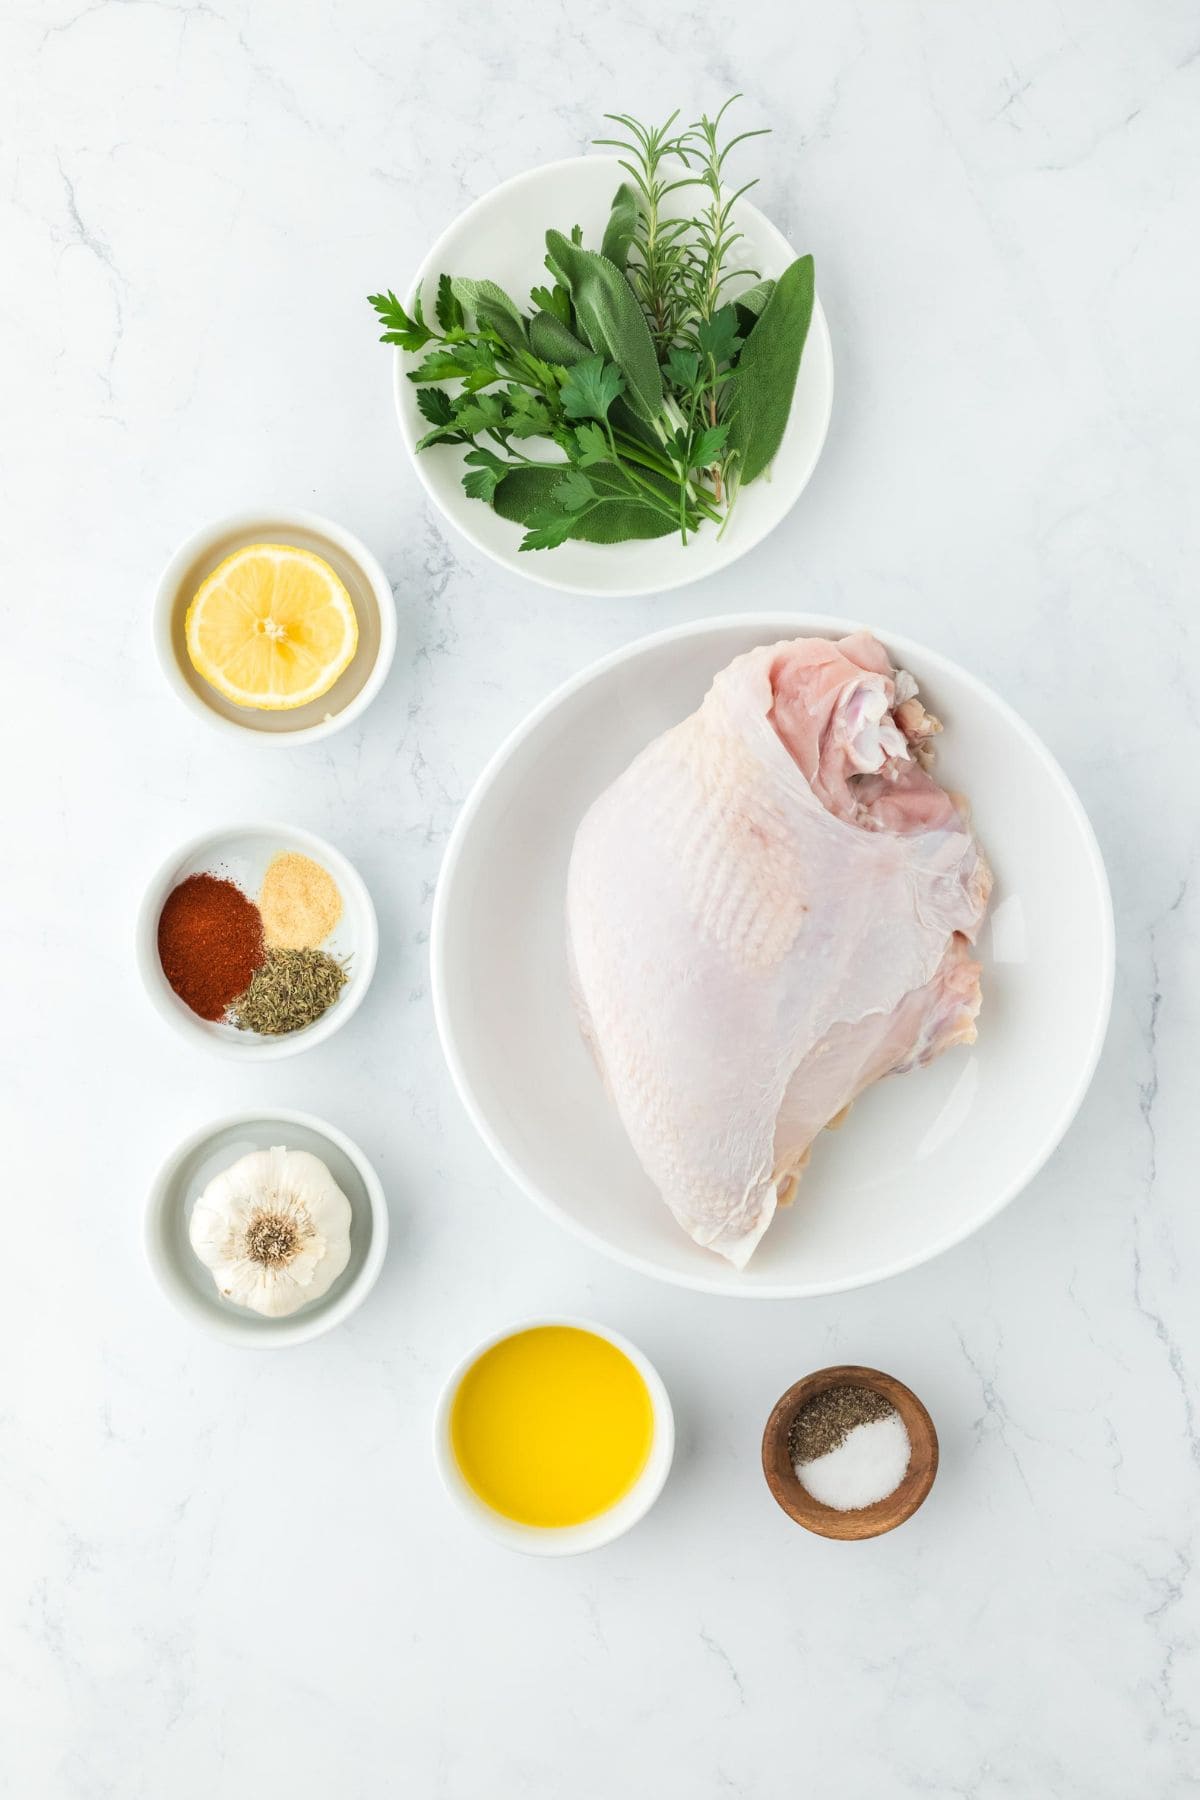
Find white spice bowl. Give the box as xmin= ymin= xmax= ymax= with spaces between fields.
xmin=135 ymin=821 xmax=378 ymax=1061
xmin=153 ymin=508 xmax=397 ymax=745
xmin=432 ymin=1316 xmax=675 ymax=1556
xmin=144 ymin=1108 xmax=389 ymax=1347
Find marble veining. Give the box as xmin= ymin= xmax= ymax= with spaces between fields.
xmin=3 ymin=0 xmax=1198 ymax=1793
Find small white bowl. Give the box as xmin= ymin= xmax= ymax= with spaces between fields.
xmin=154 ymin=508 xmax=397 ymax=744
xmin=393 ymin=155 xmax=834 ymax=599
xmin=433 ymin=1316 xmax=675 ymax=1555
xmin=136 ymin=822 xmax=378 ymax=1060
xmin=145 ymin=1108 xmax=389 ymax=1347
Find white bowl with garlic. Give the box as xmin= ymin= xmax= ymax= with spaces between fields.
xmin=145 ymin=1109 xmax=389 ymax=1345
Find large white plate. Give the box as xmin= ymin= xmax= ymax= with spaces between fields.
xmin=393 ymin=156 xmax=833 ymax=598
xmin=432 ymin=616 xmax=1114 ymax=1298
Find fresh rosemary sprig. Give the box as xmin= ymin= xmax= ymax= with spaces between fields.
xmin=593 ymin=110 xmax=696 ymax=355
xmin=680 ymin=97 xmax=769 ymax=329
xmin=594 ymin=97 xmax=767 ymax=504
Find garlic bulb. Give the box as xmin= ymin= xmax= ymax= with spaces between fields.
xmin=189 ymin=1145 xmax=352 ymax=1318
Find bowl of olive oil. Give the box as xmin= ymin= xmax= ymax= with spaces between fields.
xmin=433 ymin=1317 xmax=674 ymax=1555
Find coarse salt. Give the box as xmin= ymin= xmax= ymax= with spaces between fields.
xmin=796 ymin=1411 xmax=911 ymax=1511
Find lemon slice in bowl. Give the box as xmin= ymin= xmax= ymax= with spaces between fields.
xmin=185 ymin=544 xmax=359 ymax=711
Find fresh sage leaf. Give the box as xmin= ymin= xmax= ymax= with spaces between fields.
xmin=528 ymin=310 xmax=592 ymax=367
xmin=493 ymin=463 xmax=675 ymax=544
xmin=569 ymin=496 xmax=676 ymax=544
xmin=492 ymin=465 xmax=575 ymax=523
xmin=725 ymin=255 xmax=814 ymax=485
xmin=543 ymin=245 xmax=569 ymax=290
xmin=734 ymin=277 xmax=774 ymax=322
xmin=609 ymin=395 xmax=660 ymax=450
xmin=600 ymin=182 xmax=639 ymax=273
xmin=545 ymin=230 xmax=663 ymax=424
xmin=542 ymin=226 xmax=586 ymax=290
xmin=450 ymin=277 xmax=529 ymax=351
xmin=493 ymin=462 xmax=625 ymax=518
xmin=541 ymin=225 xmax=591 ymax=300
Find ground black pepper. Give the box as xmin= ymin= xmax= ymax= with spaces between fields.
xmin=787 ymin=1386 xmax=897 ymax=1465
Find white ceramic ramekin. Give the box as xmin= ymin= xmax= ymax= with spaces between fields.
xmin=153 ymin=507 xmax=397 ymax=745
xmin=135 ymin=821 xmax=378 ymax=1061
xmin=432 ymin=1316 xmax=675 ymax=1555
xmin=144 ymin=1108 xmax=389 ymax=1347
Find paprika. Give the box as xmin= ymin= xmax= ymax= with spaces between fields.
xmin=157 ymin=873 xmax=265 ymax=1020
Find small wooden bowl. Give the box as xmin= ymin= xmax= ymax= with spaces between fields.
xmin=762 ymin=1365 xmax=938 ymax=1540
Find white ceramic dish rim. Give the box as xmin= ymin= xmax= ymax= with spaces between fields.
xmin=135 ymin=820 xmax=379 ymax=1062
xmin=432 ymin=1315 xmax=675 ymax=1555
xmin=430 ymin=612 xmax=1116 ymax=1298
xmin=144 ymin=1106 xmax=390 ymax=1347
xmin=392 ymin=154 xmax=834 ymax=599
xmin=153 ymin=507 xmax=398 ymax=745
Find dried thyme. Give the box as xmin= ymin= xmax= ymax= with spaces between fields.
xmin=229 ymin=947 xmax=350 ymax=1035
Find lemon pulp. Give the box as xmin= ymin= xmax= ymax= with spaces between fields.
xmin=450 ymin=1326 xmax=654 ymax=1528
xmin=184 ymin=542 xmax=358 ymax=712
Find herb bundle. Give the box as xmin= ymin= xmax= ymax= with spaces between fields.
xmin=369 ymin=97 xmax=815 ymax=552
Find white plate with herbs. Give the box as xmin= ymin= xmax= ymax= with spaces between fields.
xmin=374 ymin=103 xmax=834 ymax=598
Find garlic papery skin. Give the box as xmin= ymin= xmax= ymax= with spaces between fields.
xmin=189 ymin=1145 xmax=352 ymax=1318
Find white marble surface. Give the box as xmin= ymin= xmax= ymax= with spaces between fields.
xmin=4 ymin=1 xmax=1198 ymax=1792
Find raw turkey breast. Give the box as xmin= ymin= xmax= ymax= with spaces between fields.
xmin=566 ymin=632 xmax=992 ymax=1268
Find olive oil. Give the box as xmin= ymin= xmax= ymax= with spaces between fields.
xmin=450 ymin=1326 xmax=654 ymax=1528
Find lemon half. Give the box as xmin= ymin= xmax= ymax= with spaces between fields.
xmin=185 ymin=544 xmax=359 ymax=711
